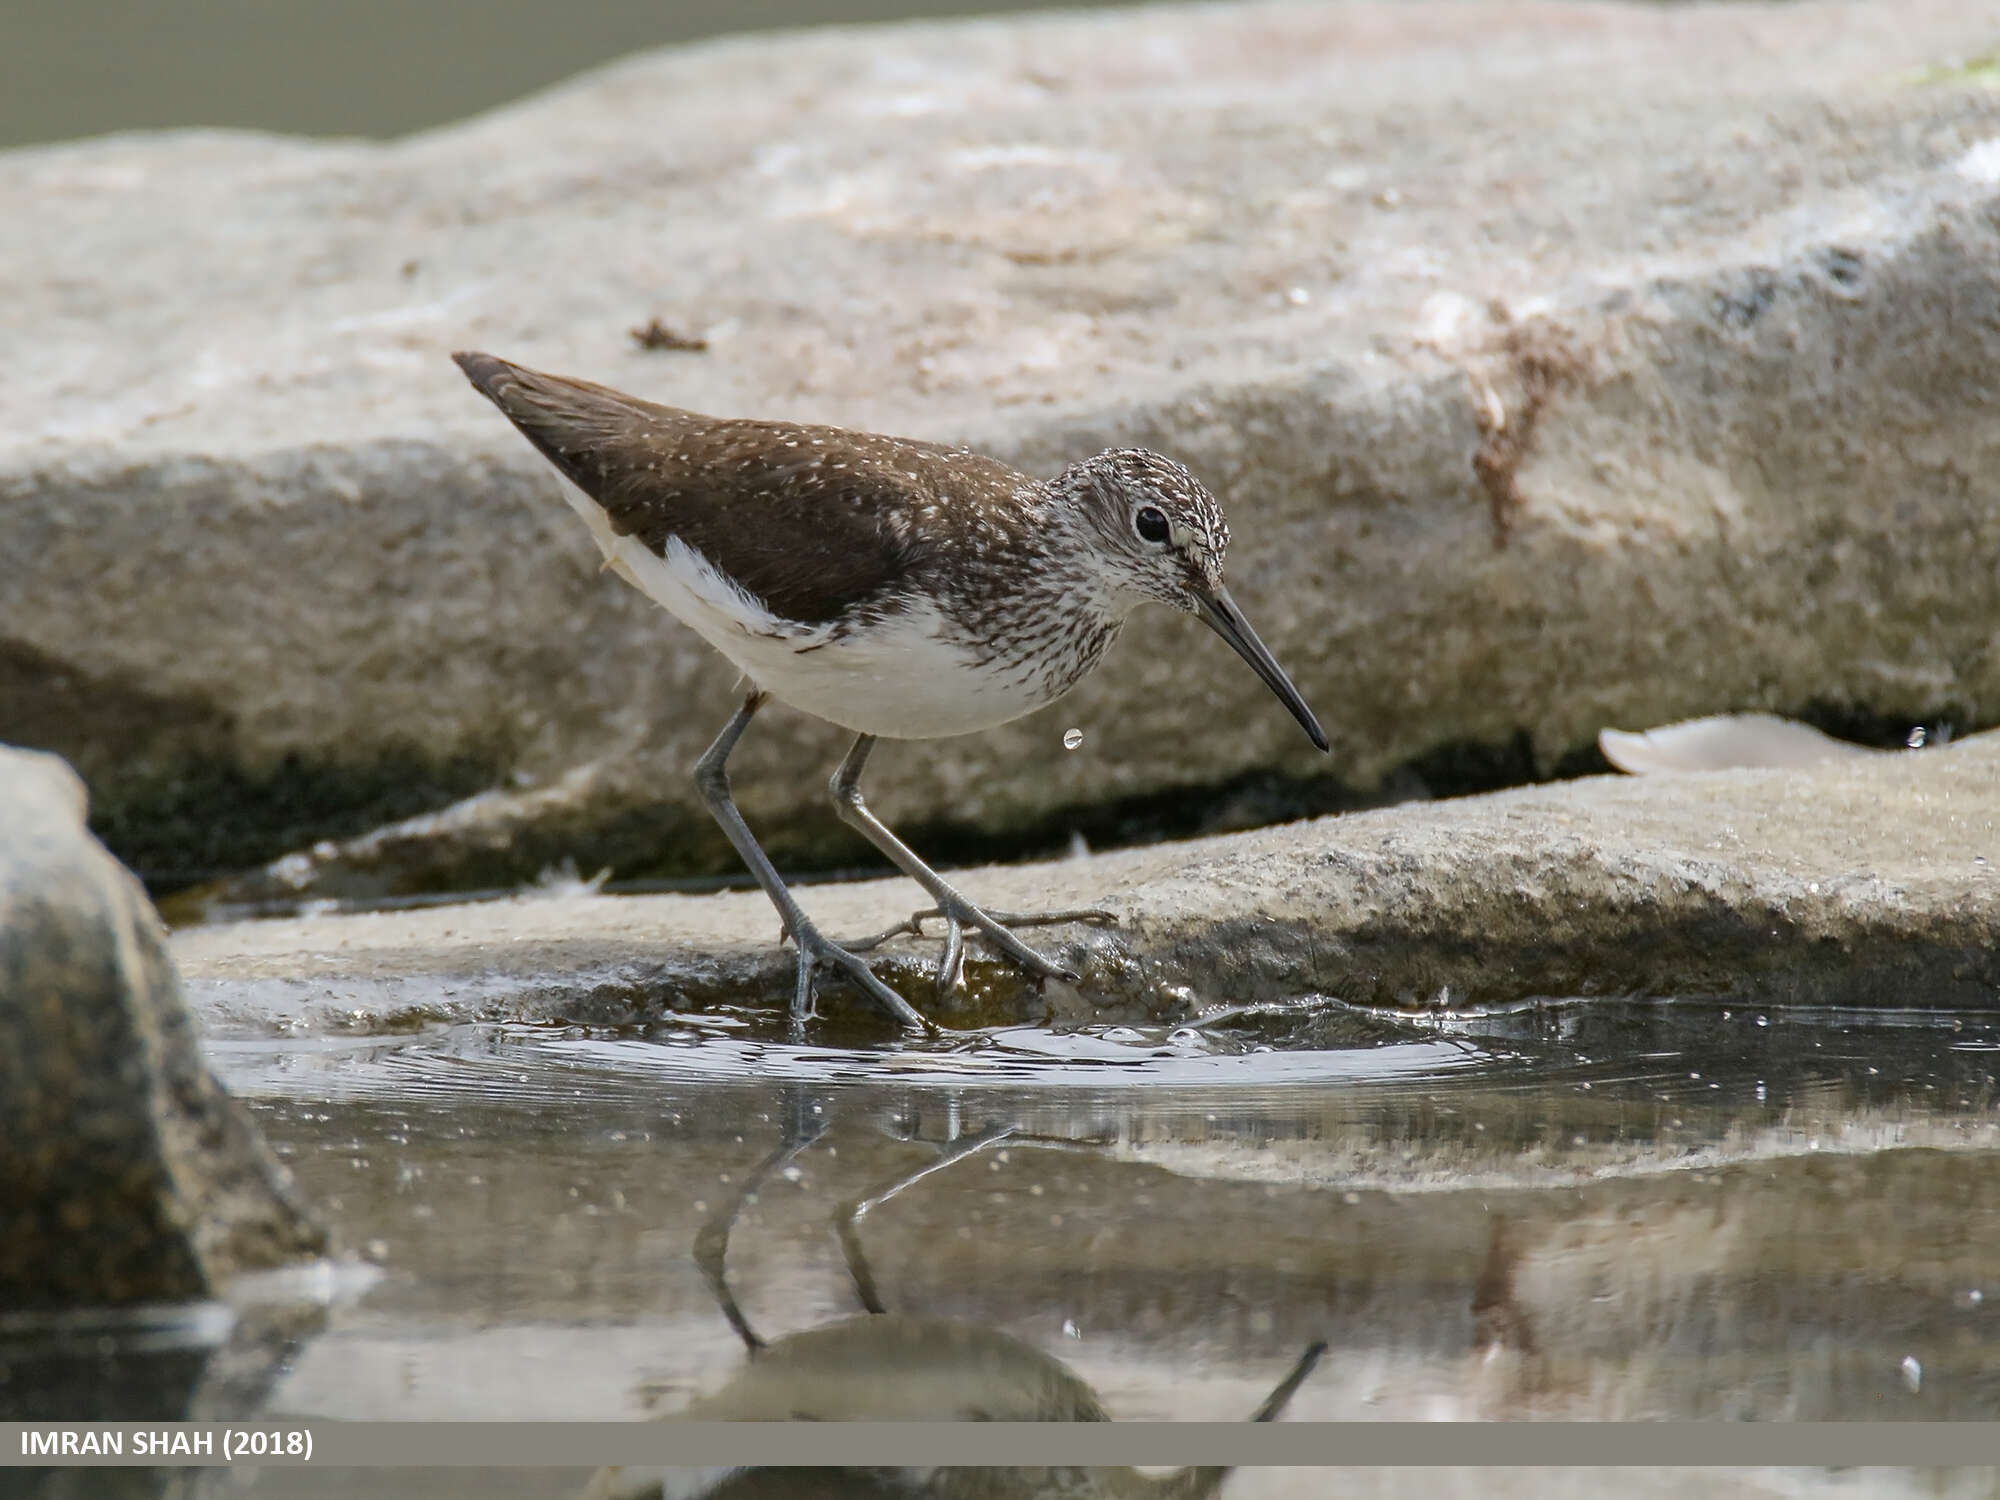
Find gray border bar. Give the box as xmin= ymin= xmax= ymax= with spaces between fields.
xmin=5 ymin=1423 xmax=2000 ymax=1467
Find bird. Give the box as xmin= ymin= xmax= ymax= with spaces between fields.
xmin=451 ymin=351 xmax=1328 ymax=1031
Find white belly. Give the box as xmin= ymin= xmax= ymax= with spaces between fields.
xmin=724 ymin=602 xmax=1057 ymax=739
xmin=567 ymin=484 xmax=1059 ymax=740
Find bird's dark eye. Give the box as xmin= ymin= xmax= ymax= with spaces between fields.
xmin=1134 ymin=506 xmax=1171 ymax=544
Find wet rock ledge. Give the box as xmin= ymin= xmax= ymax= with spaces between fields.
xmin=173 ymin=733 xmax=2000 ymax=1033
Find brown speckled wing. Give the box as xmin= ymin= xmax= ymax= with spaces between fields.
xmin=453 ymin=352 xmax=1028 ymax=627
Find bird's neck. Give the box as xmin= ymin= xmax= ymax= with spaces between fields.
xmin=929 ymin=490 xmax=1133 ymax=696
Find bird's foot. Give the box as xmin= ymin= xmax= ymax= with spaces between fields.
xmin=784 ymin=919 xmax=935 ymax=1034
xmin=845 ymin=903 xmax=1117 ymax=1001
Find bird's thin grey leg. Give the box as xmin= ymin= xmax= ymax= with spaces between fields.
xmin=1157 ymin=1341 xmax=1330 ymax=1500
xmin=833 ymin=1122 xmax=1017 ymax=1315
xmin=692 ymin=1103 xmax=831 ymax=1354
xmin=1247 ymin=1340 xmax=1327 ymax=1421
xmin=695 ymin=692 xmax=930 ymax=1032
xmin=829 ymin=735 xmax=1115 ymax=999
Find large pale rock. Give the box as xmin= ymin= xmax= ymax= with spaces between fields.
xmin=172 ymin=731 xmax=2000 ymax=1031
xmin=6 ymin=0 xmax=2000 ymax=893
xmin=0 ymin=746 xmax=325 ymax=1311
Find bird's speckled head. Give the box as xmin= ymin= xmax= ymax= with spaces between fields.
xmin=1055 ymin=448 xmax=1231 ymax=613
xmin=1049 ymin=445 xmax=1327 ymax=754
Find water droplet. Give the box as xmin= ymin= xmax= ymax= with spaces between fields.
xmin=1062 ymin=727 xmax=1084 ymax=750
xmin=1901 ymin=1355 xmax=1923 ymax=1393
xmin=1908 ymin=726 xmax=1928 ymax=749
xmin=779 ymin=1164 xmax=803 ymax=1184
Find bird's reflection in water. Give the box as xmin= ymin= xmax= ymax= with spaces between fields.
xmin=583 ymin=1097 xmax=1324 ymax=1500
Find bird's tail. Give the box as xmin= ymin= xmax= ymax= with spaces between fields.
xmin=452 ymin=350 xmax=657 ymax=438
xmin=450 ymin=349 xmax=683 ymax=508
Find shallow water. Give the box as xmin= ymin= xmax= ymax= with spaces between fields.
xmin=223 ymin=1002 xmax=2000 ymax=1400
xmin=20 ymin=999 xmax=2000 ymax=1499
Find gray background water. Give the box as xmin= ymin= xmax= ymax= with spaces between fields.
xmin=1 ymin=0 xmax=1131 ymax=149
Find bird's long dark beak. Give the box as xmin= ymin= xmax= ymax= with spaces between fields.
xmin=1193 ymin=586 xmax=1330 ymax=753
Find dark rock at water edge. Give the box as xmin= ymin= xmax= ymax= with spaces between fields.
xmin=0 ymin=745 xmax=325 ymax=1311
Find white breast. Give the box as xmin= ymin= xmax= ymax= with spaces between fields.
xmin=563 ymin=481 xmax=1061 ymax=740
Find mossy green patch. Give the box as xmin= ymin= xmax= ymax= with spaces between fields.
xmin=1900 ymin=51 xmax=2000 ymax=89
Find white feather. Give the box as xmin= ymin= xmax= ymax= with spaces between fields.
xmin=1598 ymin=713 xmax=1885 ymax=775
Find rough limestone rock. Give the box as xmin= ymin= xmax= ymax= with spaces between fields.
xmin=0 ymin=746 xmax=325 ymax=1309
xmin=6 ymin=0 xmax=2000 ymax=895
xmin=172 ymin=731 xmax=2000 ymax=1032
